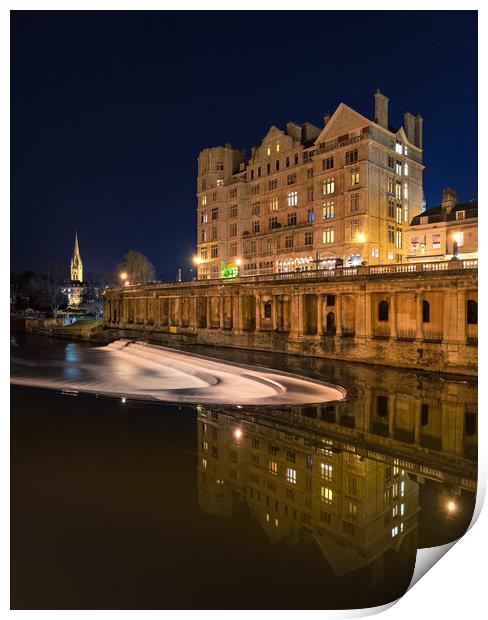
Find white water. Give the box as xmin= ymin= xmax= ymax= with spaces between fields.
xmin=11 ymin=339 xmax=346 ymax=405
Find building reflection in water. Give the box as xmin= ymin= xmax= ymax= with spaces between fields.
xmin=195 ymin=373 xmax=477 ymax=597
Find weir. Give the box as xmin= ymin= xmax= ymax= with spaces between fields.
xmin=103 ymin=259 xmax=478 ymax=375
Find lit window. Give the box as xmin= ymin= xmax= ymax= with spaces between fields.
xmin=348 ymin=501 xmax=357 ymax=517
xmin=320 ymin=463 xmax=333 ymax=481
xmin=216 ymin=178 xmax=224 ymax=187
xmin=351 ymin=170 xmax=360 ymax=185
xmin=269 ymin=461 xmax=278 ymax=475
xmin=320 ymin=486 xmax=333 ymax=504
xmin=274 ymin=518 xmax=279 ymax=528
xmin=202 ymin=458 xmax=207 ymax=469
xmin=267 ymin=146 xmax=271 ymax=156
xmin=404 ymin=205 xmax=409 ymax=223
xmin=372 ymin=248 xmax=379 ymax=257
xmin=286 ymin=467 xmax=297 ymax=484
xmin=323 ymin=200 xmax=335 ymax=219
xmin=395 ymin=181 xmax=402 ymax=200
xmin=396 ymin=206 xmax=402 ymax=224
xmin=404 ymin=163 xmax=409 ymax=176
xmin=395 ymin=161 xmax=402 ymax=175
xmin=200 ymin=211 xmax=208 ymax=224
xmin=307 ymin=208 xmax=315 ymax=223
xmin=400 ymin=503 xmax=405 ymax=516
xmin=270 ymin=196 xmax=279 ymax=211
xmin=396 ymin=230 xmax=402 ymax=249
xmin=392 ymin=505 xmax=398 ymax=518
xmin=400 ymin=481 xmax=405 ymax=497
xmin=323 ymin=178 xmax=335 ymax=195
xmin=322 ymin=226 xmax=334 ymax=244
xmin=287 ymin=191 xmax=298 ymax=207
xmin=454 ymin=231 xmax=464 ymax=247
xmin=276 ymin=142 xmax=280 ymax=152
xmin=387 ymin=251 xmax=394 ymax=260
xmin=404 ymin=183 xmax=408 ymax=199
xmin=391 ymin=526 xmax=399 ymax=538
xmin=395 ymin=140 xmax=402 ymax=154
xmin=404 ymin=146 xmax=408 ymax=156
xmin=202 ymin=195 xmax=207 ymax=206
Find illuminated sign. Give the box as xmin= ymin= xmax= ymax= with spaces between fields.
xmin=220 ymin=261 xmax=240 ymax=279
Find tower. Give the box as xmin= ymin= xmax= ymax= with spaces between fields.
xmin=70 ymin=231 xmax=83 ymax=282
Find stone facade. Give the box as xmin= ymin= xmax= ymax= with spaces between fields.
xmin=404 ymin=188 xmax=478 ymax=262
xmin=104 ymin=259 xmax=478 ymax=375
xmin=196 ymin=90 xmax=424 ymax=279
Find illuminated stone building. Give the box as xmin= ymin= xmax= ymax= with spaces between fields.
xmin=196 ymin=90 xmax=424 ymax=279
xmin=404 ymin=188 xmax=478 ymax=263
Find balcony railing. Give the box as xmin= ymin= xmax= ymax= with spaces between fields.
xmin=107 ymin=259 xmax=477 ymax=293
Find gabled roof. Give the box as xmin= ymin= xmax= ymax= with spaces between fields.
xmin=314 ymin=103 xmax=372 ymax=145
xmin=410 ymin=200 xmax=478 ymax=226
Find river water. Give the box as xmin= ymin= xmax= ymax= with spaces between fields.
xmin=11 ymin=333 xmax=477 ymax=610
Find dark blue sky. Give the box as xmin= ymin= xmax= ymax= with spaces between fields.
xmin=11 ymin=10 xmax=477 ymax=280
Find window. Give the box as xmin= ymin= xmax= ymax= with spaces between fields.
xmin=304 ymin=231 xmax=313 ymax=246
xmin=200 ymin=230 xmax=207 ymax=244
xmin=229 ymin=188 xmax=237 ymax=198
xmin=388 ymin=201 xmax=396 ymax=219
xmin=229 ymin=223 xmax=237 ymax=237
xmin=432 ymin=233 xmax=441 ymax=249
xmin=307 ymin=208 xmax=315 ymax=223
xmin=269 ymin=179 xmax=278 ymax=190
xmin=345 ymin=149 xmax=358 ymax=164
xmin=378 ymin=300 xmax=389 ymax=321
xmin=396 ymin=230 xmax=403 ymax=249
xmin=276 ymin=143 xmax=280 ymax=152
xmin=320 ymin=511 xmax=331 ymax=524
xmin=267 ymin=146 xmax=271 ymax=156
xmin=287 ymin=212 xmax=297 ymax=226
xmin=285 ymin=234 xmax=294 ymax=248
xmin=229 ymin=241 xmax=237 ymax=257
xmin=251 ymin=184 xmax=260 ymax=195
xmin=372 ymin=247 xmax=379 ymax=258
xmin=323 ymin=226 xmax=334 ymax=244
xmin=269 ymin=197 xmax=279 ymax=211
xmin=285 ymin=156 xmax=290 ymax=168
xmin=320 ymin=486 xmax=333 ymax=504
xmin=251 ymin=220 xmax=260 ymax=233
xmin=229 ymin=204 xmax=237 ymax=218
xmin=307 ymin=168 xmax=314 ymax=179
xmin=388 ymin=156 xmax=394 ymax=169
xmin=323 ymin=201 xmax=335 ymax=219
xmin=404 ymin=163 xmax=409 ymax=176
xmin=202 ymin=179 xmax=206 ymax=190
xmin=269 ymin=216 xmax=279 ymax=230
xmin=251 ymin=202 xmax=260 ymax=216
xmin=348 ymin=501 xmax=358 ymax=518
xmin=395 ymin=140 xmax=402 ymax=154
xmin=387 ymin=177 xmax=394 ymax=194
xmin=456 ymin=210 xmax=465 ymax=220
xmin=421 ymin=403 xmax=429 ymax=426
xmin=287 ymin=191 xmax=298 ymax=207
xmin=391 ymin=526 xmax=399 ymax=538
xmin=395 ymin=160 xmax=402 ymax=175
xmin=396 ymin=205 xmax=402 ymax=224
xmin=211 ymin=207 xmax=219 ymax=220
xmin=323 ymin=178 xmax=335 ymax=195
xmin=210 ymin=245 xmax=218 ymax=259
xmin=350 ymin=219 xmax=360 ymax=239
xmin=200 ymin=211 xmax=208 ymax=224
xmin=343 ymin=522 xmax=355 ymax=536
xmin=307 ymin=186 xmax=314 ymax=202
xmin=200 ymin=247 xmax=208 ymax=260
xmin=320 ymin=463 xmax=333 ymax=481
xmin=211 ymin=225 xmax=218 ymax=241
xmin=326 ymin=294 xmax=335 ymax=306
xmin=286 ymin=468 xmax=297 ymax=484
xmin=404 ymin=183 xmax=409 ymax=199
xmin=216 ymin=160 xmax=224 ymax=170
xmin=275 ymin=159 xmax=280 ymax=171
xmin=467 ymin=300 xmax=478 ymax=325
xmin=322 ymin=156 xmax=334 ymax=170
xmin=257 ymin=166 xmax=261 ymax=177
xmin=348 ymin=476 xmax=358 ymax=495
xmin=266 ymin=163 xmax=270 ymax=175
xmin=422 ymin=299 xmax=430 ymax=323
xmin=351 ymin=193 xmax=359 ymax=212
xmin=264 ymin=302 xmax=272 ymax=318
xmin=216 ymin=178 xmax=224 ymax=187
xmin=404 ymin=204 xmax=409 ymax=223
xmin=287 ymin=173 xmax=297 ymax=185
xmin=395 ymin=181 xmax=402 ymax=200
xmin=351 ymin=168 xmax=360 ymax=185
xmin=388 ymin=225 xmax=395 ymax=244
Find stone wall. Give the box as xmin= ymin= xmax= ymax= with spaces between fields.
xmin=103 ymin=260 xmax=478 ymax=375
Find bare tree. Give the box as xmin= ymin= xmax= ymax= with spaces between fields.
xmin=32 ymin=263 xmax=66 ymax=317
xmin=117 ymin=251 xmax=156 ymax=285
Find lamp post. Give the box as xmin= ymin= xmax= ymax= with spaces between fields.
xmin=193 ymin=256 xmax=203 ymax=280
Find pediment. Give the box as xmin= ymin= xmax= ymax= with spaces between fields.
xmin=315 ymin=103 xmax=372 ymax=144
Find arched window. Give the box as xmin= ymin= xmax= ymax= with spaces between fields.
xmin=467 ymin=299 xmax=477 ymax=325
xmin=378 ymin=300 xmax=389 ymax=322
xmin=264 ymin=301 xmax=272 ymax=319
xmin=326 ymin=311 xmax=336 ymax=333
xmin=422 ymin=300 xmax=430 ymax=323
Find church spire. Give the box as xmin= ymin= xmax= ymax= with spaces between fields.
xmin=70 ymin=230 xmax=83 ymax=282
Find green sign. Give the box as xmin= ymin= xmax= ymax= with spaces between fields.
xmin=220 ymin=261 xmax=240 ymax=278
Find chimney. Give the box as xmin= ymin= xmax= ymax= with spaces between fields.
xmin=441 ymin=187 xmax=457 ymax=213
xmin=404 ymin=112 xmax=416 ymax=144
xmin=414 ymin=114 xmax=423 ymax=149
xmin=374 ymin=89 xmax=389 ymax=129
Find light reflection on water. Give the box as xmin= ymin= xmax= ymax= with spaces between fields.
xmin=10 ymin=334 xmax=477 ymax=610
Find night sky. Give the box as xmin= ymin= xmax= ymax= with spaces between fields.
xmin=11 ymin=11 xmax=478 ymax=281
